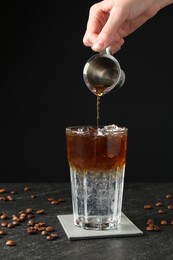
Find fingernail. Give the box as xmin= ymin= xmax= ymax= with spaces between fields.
xmin=92 ymin=40 xmax=105 ymax=51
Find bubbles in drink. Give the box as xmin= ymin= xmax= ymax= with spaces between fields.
xmin=71 ymin=167 xmax=125 ymax=229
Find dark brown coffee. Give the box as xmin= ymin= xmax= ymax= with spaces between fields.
xmin=66 ymin=126 xmax=128 ymax=173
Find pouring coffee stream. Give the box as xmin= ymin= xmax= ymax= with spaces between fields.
xmin=83 ymin=47 xmax=126 ymax=127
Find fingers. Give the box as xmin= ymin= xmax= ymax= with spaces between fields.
xmin=83 ymin=1 xmax=113 ymax=50
xmin=83 ymin=32 xmax=99 ymax=48
xmin=83 ymin=2 xmax=128 ymax=53
xmin=92 ymin=6 xmax=128 ymax=51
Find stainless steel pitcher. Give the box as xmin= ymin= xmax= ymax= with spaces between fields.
xmin=83 ymin=47 xmax=125 ymax=96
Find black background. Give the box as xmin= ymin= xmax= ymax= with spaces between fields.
xmin=1 ymin=1 xmax=173 ymax=182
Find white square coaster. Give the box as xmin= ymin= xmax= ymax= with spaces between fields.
xmin=57 ymin=213 xmax=143 ymax=240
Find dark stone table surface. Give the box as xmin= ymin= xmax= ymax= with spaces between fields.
xmin=0 ymin=182 xmax=173 ymax=260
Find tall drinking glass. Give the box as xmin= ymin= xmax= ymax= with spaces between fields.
xmin=66 ymin=124 xmax=128 ymax=230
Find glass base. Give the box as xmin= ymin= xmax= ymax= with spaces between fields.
xmin=74 ymin=216 xmax=121 ymax=230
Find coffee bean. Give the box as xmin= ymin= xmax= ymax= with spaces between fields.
xmin=0 ymin=214 xmax=8 ymax=220
xmin=34 ymin=223 xmax=40 ymax=229
xmin=146 ymin=226 xmax=154 ymax=231
xmin=18 ymin=210 xmax=25 ymax=215
xmin=12 ymin=215 xmax=18 ymax=220
xmin=25 ymin=208 xmax=33 ymax=214
xmin=27 ymin=227 xmax=37 ymax=234
xmin=27 ymin=214 xmax=34 ymax=219
xmin=166 ymin=194 xmax=172 ymax=199
xmin=18 ymin=216 xmax=25 ymax=222
xmin=36 ymin=209 xmax=44 ymax=214
xmin=27 ymin=219 xmax=35 ymax=226
xmin=158 ymin=209 xmax=166 ymax=214
xmin=48 ymin=197 xmax=55 ymax=202
xmin=12 ymin=220 xmax=19 ymax=226
xmin=50 ymin=233 xmax=58 ymax=238
xmin=0 ymin=230 xmax=6 ymax=235
xmin=46 ymin=235 xmax=55 ymax=241
xmin=10 ymin=190 xmax=17 ymax=195
xmin=7 ymin=223 xmax=15 ymax=229
xmin=37 ymin=226 xmax=46 ymax=231
xmin=51 ymin=200 xmax=60 ymax=205
xmin=45 ymin=226 xmax=54 ymax=232
xmin=147 ymin=218 xmax=155 ymax=225
xmin=31 ymin=194 xmax=37 ymax=199
xmin=6 ymin=195 xmax=14 ymax=201
xmin=144 ymin=204 xmax=152 ymax=209
xmin=160 ymin=220 xmax=167 ymax=225
xmin=6 ymin=240 xmax=16 ymax=246
xmin=0 ymin=188 xmax=7 ymax=193
xmin=41 ymin=230 xmax=49 ymax=236
xmin=24 ymin=186 xmax=30 ymax=192
xmin=1 ymin=222 xmax=8 ymax=227
xmin=20 ymin=212 xmax=26 ymax=218
xmin=167 ymin=205 xmax=173 ymax=210
xmin=155 ymin=201 xmax=163 ymax=207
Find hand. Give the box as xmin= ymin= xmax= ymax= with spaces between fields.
xmin=83 ymin=0 xmax=173 ymax=53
